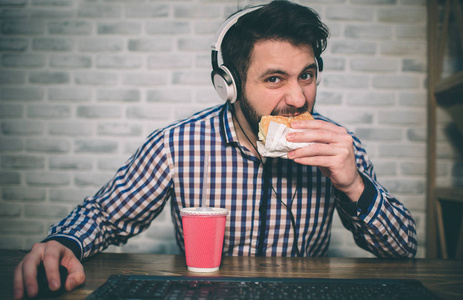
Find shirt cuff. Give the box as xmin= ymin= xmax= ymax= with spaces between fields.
xmin=335 ymin=173 xmax=377 ymax=217
xmin=42 ymin=235 xmax=83 ymax=261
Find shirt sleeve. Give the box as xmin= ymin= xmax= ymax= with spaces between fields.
xmin=45 ymin=130 xmax=174 ymax=260
xmin=334 ymin=134 xmax=418 ymax=258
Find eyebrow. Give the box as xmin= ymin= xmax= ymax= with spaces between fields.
xmin=258 ymin=62 xmax=317 ymax=80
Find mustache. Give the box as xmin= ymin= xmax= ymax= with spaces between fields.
xmin=270 ymin=103 xmax=311 ymax=116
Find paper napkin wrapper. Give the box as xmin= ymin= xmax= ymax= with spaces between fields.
xmin=257 ymin=121 xmax=312 ymax=158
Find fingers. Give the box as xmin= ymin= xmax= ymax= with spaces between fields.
xmin=13 ymin=240 xmax=85 ymax=299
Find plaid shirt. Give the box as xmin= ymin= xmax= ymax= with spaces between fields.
xmin=47 ymin=103 xmax=417 ymax=259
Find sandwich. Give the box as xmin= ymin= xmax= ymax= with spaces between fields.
xmin=258 ymin=111 xmax=313 ymax=144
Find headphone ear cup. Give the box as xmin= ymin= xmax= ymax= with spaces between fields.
xmin=211 ymin=65 xmax=239 ymax=103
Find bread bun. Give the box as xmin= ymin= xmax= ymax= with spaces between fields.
xmin=258 ymin=111 xmax=313 ymax=143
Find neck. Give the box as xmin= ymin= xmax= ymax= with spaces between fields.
xmin=231 ymin=103 xmax=259 ymax=157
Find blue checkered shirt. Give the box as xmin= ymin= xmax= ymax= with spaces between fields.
xmin=46 ymin=103 xmax=417 ymax=259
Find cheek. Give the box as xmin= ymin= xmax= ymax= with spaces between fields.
xmin=244 ymin=84 xmax=281 ymax=114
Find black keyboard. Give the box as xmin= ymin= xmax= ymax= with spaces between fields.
xmin=86 ymin=275 xmax=438 ymax=300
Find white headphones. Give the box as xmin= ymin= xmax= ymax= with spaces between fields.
xmin=210 ymin=5 xmax=323 ymax=103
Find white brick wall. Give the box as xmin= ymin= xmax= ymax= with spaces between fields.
xmin=0 ymin=0 xmax=433 ymax=258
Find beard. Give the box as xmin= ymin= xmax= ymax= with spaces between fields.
xmin=238 ymin=93 xmax=312 ymax=136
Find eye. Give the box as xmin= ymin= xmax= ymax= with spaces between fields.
xmin=300 ymin=72 xmax=314 ymax=81
xmin=265 ymin=76 xmax=281 ymax=83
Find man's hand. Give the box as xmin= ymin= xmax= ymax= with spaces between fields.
xmin=286 ymin=119 xmax=365 ymax=202
xmin=13 ymin=240 xmax=85 ymax=299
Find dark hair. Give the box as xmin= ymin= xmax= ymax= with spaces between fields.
xmin=221 ymin=0 xmax=329 ymax=96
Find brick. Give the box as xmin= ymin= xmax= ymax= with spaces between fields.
xmin=346 ymin=92 xmax=395 ymax=106
xmin=126 ymin=105 xmax=171 ymax=120
xmin=75 ymin=72 xmax=118 ymax=85
xmin=1 ymin=21 xmax=44 ymax=35
xmin=48 ymin=87 xmax=91 ymax=102
xmin=74 ymin=172 xmax=114 ymax=187
xmin=50 ymin=54 xmax=92 ymax=68
xmin=407 ymin=128 xmax=426 ymax=142
xmin=0 ymin=7 xmax=28 ymax=18
xmin=331 ymin=41 xmax=376 ymax=55
xmin=345 ymin=25 xmax=392 ymax=39
xmin=125 ymin=4 xmax=169 ymax=18
xmin=401 ymin=162 xmax=425 ymax=176
xmin=323 ymin=56 xmax=346 ymax=71
xmin=378 ymin=110 xmax=424 ymax=125
xmin=396 ymin=25 xmax=426 ymax=39
xmin=27 ymin=104 xmax=71 ymax=119
xmin=122 ymin=73 xmax=168 ymax=86
xmin=350 ymin=58 xmax=398 ymax=72
xmin=96 ymin=55 xmax=143 ymax=69
xmin=0 ymin=70 xmax=25 ymax=84
xmin=322 ymin=109 xmax=374 ymax=124
xmin=48 ymin=20 xmax=92 ymax=35
xmin=380 ymin=179 xmax=425 ymax=194
xmin=77 ymin=4 xmax=121 ymax=18
xmin=172 ymin=71 xmax=210 ymax=85
xmin=146 ymin=21 xmax=190 ymax=35
xmin=29 ymin=71 xmax=70 ymax=84
xmin=195 ymin=88 xmax=225 ymax=104
xmin=174 ymin=5 xmax=219 ymax=19
xmin=128 ymin=38 xmax=173 ymax=52
xmin=30 ymin=9 xmax=74 ymax=19
xmin=0 ymin=220 xmax=43 ymax=234
xmin=372 ymin=161 xmax=398 ymax=176
xmin=1 ymin=120 xmax=44 ymax=135
xmin=97 ymin=156 xmax=129 ymax=171
xmin=0 ymin=237 xmax=24 ymax=250
xmin=195 ymin=53 xmax=212 ymax=68
xmin=0 ymin=104 xmax=23 ymax=118
xmin=50 ymin=188 xmax=96 ymax=204
xmin=326 ymin=7 xmax=374 ymax=21
xmin=381 ymin=41 xmax=426 ymax=56
xmin=2 ymin=54 xmax=46 ymax=68
xmin=178 ymin=37 xmax=212 ymax=52
xmin=75 ymin=139 xmax=118 ymax=153
xmin=97 ymin=89 xmax=140 ymax=102
xmin=399 ymin=92 xmax=426 ymax=107
xmin=372 ymin=75 xmax=420 ymax=89
xmin=148 ymin=54 xmax=192 ymax=69
xmin=25 ymin=138 xmax=70 ymax=153
xmin=402 ymin=58 xmax=426 ymax=72
xmin=48 ymin=121 xmax=93 ymax=136
xmin=0 ymin=37 xmax=28 ymax=51
xmin=78 ymin=38 xmax=124 ymax=52
xmin=1 ymin=154 xmax=45 ymax=169
xmin=377 ymin=7 xmax=426 ymax=23
xmin=97 ymin=22 xmax=141 ymax=35
xmin=77 ymin=105 xmax=121 ymax=118
xmin=97 ymin=122 xmax=143 ymax=136
xmin=0 ymin=203 xmax=21 ymax=217
xmin=24 ymin=204 xmax=70 ymax=219
xmin=355 ymin=128 xmax=402 ymax=141
xmin=351 ymin=0 xmax=397 ymax=4
xmin=452 ymin=162 xmax=463 ymax=177
xmin=0 ymin=84 xmax=40 ymax=101
xmin=49 ymin=156 xmax=93 ymax=170
xmin=0 ymin=171 xmax=20 ymax=185
xmin=25 ymin=171 xmax=70 ymax=186
xmin=322 ymin=74 xmax=369 ymax=89
xmin=32 ymin=37 xmax=73 ymax=51
xmin=0 ymin=137 xmax=23 ymax=152
xmin=146 ymin=89 xmax=192 ymax=103
xmin=378 ymin=144 xmax=425 ymax=158
xmin=195 ymin=21 xmax=222 ymax=35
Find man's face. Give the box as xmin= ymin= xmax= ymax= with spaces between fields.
xmin=238 ymin=40 xmax=317 ymax=134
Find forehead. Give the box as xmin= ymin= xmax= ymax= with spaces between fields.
xmin=248 ymin=40 xmax=315 ymax=73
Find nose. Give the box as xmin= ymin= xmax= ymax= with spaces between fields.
xmin=285 ymin=82 xmax=306 ymax=108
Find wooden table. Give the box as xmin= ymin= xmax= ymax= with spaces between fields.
xmin=1 ymin=249 xmax=462 ymax=299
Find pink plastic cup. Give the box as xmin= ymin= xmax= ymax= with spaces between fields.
xmin=180 ymin=207 xmax=228 ymax=272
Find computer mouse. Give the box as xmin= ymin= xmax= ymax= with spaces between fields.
xmin=36 ymin=263 xmax=68 ymax=298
